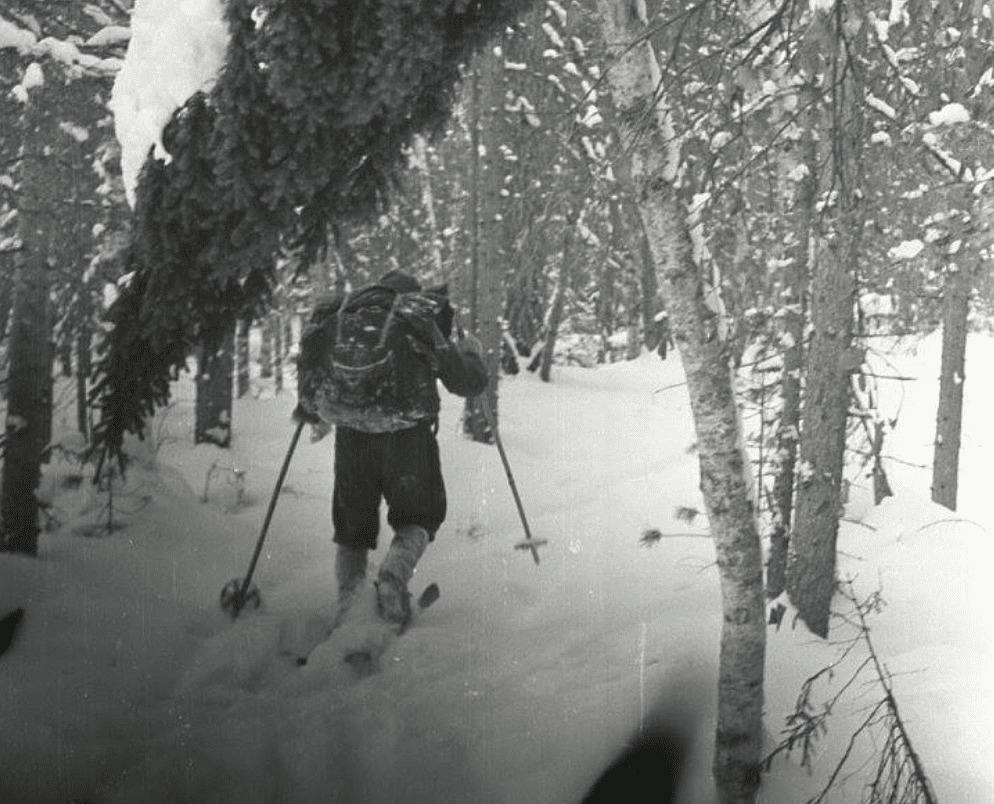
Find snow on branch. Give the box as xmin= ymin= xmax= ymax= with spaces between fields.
xmin=110 ymin=0 xmax=228 ymax=206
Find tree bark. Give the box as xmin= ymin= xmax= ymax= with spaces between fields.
xmin=194 ymin=324 xmax=235 ymax=448
xmin=1 ymin=70 xmax=61 ymax=554
xmin=766 ymin=88 xmax=816 ymax=600
xmin=76 ymin=324 xmax=91 ymax=440
xmin=464 ymin=37 xmax=505 ymax=443
xmin=931 ymin=189 xmax=994 ymax=509
xmin=595 ymin=3 xmax=765 ymax=802
xmin=259 ymin=317 xmax=273 ymax=379
xmin=272 ymin=311 xmax=284 ymax=394
xmin=235 ymin=317 xmax=251 ymax=399
xmin=412 ymin=134 xmax=446 ymax=284
xmin=931 ymin=263 xmax=970 ymax=509
xmin=786 ymin=11 xmax=867 ymax=639
xmin=539 ymin=209 xmax=580 ymax=382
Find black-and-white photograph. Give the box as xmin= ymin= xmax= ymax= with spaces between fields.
xmin=1 ymin=0 xmax=991 ymax=802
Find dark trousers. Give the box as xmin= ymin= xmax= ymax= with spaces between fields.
xmin=332 ymin=423 xmax=446 ymax=550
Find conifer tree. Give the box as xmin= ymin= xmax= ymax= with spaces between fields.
xmin=91 ymin=0 xmax=538 ymax=468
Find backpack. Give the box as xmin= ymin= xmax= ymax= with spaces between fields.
xmin=297 ymin=284 xmax=450 ymax=433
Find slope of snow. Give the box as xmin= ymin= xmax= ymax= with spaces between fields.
xmin=0 ymin=332 xmax=991 ymax=803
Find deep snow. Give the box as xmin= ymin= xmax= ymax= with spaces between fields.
xmin=1 ymin=332 xmax=992 ymax=803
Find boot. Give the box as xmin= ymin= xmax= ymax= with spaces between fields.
xmin=335 ymin=544 xmax=368 ymax=604
xmin=375 ymin=525 xmax=429 ymax=628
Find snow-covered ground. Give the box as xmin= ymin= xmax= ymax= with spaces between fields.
xmin=1 ymin=332 xmax=992 ymax=803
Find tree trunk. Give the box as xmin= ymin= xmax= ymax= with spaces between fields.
xmin=595 ymin=3 xmax=765 ymax=802
xmin=283 ymin=313 xmax=293 ymax=356
xmin=413 ymin=134 xmax=446 ymax=284
xmin=0 ymin=262 xmax=12 ymax=346
xmin=766 ymin=88 xmax=816 ymax=600
xmin=1 ymin=72 xmax=61 ymax=554
xmin=786 ymin=12 xmax=867 ymax=639
xmin=931 ymin=263 xmax=971 ymax=509
xmin=931 ymin=188 xmax=994 ymax=508
xmin=76 ymin=324 xmax=91 ymax=440
xmin=235 ymin=317 xmax=250 ymax=399
xmin=272 ymin=311 xmax=284 ymax=394
xmin=194 ymin=324 xmax=235 ymax=447
xmin=1 ymin=255 xmax=53 ymax=554
xmin=786 ymin=238 xmax=856 ymax=638
xmin=464 ymin=37 xmax=505 ymax=444
xmin=539 ymin=210 xmax=580 ymax=382
xmin=259 ymin=317 xmax=273 ymax=378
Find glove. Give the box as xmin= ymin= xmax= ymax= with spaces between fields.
xmin=457 ymin=331 xmax=483 ymax=357
xmin=292 ymin=402 xmax=320 ymax=425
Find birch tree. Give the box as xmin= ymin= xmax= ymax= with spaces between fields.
xmin=594 ymin=2 xmax=765 ymax=801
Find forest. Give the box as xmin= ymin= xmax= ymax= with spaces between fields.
xmin=1 ymin=1 xmax=992 ymax=803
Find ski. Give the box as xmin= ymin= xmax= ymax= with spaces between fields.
xmin=342 ymin=582 xmax=441 ymax=677
xmin=291 ymin=581 xmax=439 ymax=672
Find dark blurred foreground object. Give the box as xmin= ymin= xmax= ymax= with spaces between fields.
xmin=580 ymin=720 xmax=693 ymax=804
xmin=0 ymin=607 xmax=25 ymax=657
xmin=580 ymin=670 xmax=713 ymax=804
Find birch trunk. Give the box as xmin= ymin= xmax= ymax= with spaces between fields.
xmin=595 ymin=2 xmax=765 ymax=801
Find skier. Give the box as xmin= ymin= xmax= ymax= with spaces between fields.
xmin=296 ymin=270 xmax=488 ymax=629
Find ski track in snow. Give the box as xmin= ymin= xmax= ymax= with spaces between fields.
xmin=1 ymin=334 xmax=992 ymax=803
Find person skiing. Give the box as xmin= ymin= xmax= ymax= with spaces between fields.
xmin=295 ymin=270 xmax=488 ymax=630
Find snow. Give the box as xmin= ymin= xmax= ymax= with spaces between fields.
xmin=20 ymin=61 xmax=44 ymax=89
xmin=889 ymin=238 xmax=925 ymax=260
xmin=928 ymin=102 xmax=971 ymax=127
xmin=0 ymin=16 xmax=37 ymax=53
xmin=1 ymin=332 xmax=993 ymax=803
xmin=866 ymin=94 xmax=897 ymax=120
xmin=86 ymin=25 xmax=132 ymax=48
xmin=110 ymin=0 xmax=229 ymax=207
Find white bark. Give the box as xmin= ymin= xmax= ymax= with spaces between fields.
xmin=594 ymin=3 xmax=766 ymax=802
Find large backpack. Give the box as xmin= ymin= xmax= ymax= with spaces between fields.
xmin=297 ymin=284 xmax=450 ymax=433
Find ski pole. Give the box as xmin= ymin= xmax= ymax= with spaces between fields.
xmin=220 ymin=418 xmax=305 ymax=617
xmin=455 ymin=314 xmax=545 ymax=564
xmin=478 ymin=388 xmax=546 ymax=565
